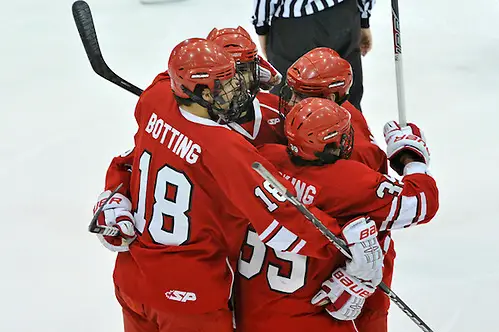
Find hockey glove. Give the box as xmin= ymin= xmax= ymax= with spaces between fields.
xmin=93 ymin=190 xmax=136 ymax=252
xmin=384 ymin=121 xmax=430 ymax=175
xmin=341 ymin=216 xmax=383 ymax=286
xmin=311 ymin=267 xmax=376 ymax=321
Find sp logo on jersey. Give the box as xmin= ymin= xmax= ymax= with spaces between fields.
xmin=165 ymin=290 xmax=197 ymax=303
xmin=267 ymin=118 xmax=281 ymax=125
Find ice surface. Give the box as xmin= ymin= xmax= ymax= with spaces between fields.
xmin=1 ymin=0 xmax=498 ymax=331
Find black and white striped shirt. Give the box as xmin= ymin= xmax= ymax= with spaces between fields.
xmin=252 ymin=0 xmax=375 ymax=35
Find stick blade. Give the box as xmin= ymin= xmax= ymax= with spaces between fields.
xmin=72 ymin=1 xmax=113 ymax=77
xmin=71 ymin=1 xmax=143 ymax=96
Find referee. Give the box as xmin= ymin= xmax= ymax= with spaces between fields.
xmin=252 ymin=0 xmax=375 ymax=111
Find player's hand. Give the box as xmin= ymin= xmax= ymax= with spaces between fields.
xmin=258 ymin=55 xmax=282 ymax=90
xmin=360 ymin=28 xmax=373 ymax=56
xmin=93 ymin=190 xmax=136 ymax=252
xmin=311 ymin=267 xmax=375 ymax=321
xmin=384 ymin=121 xmax=430 ymax=175
xmin=341 ymin=216 xmax=383 ymax=285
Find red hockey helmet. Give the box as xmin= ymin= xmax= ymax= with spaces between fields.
xmin=168 ymin=38 xmax=236 ymax=99
xmin=283 ymin=47 xmax=353 ymax=107
xmin=207 ymin=27 xmax=260 ymax=107
xmin=285 ymin=98 xmax=354 ymax=162
xmin=207 ymin=26 xmax=258 ymax=64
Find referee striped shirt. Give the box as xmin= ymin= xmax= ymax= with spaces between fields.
xmin=252 ymin=0 xmax=375 ymax=35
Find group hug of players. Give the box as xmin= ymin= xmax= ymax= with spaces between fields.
xmin=92 ymin=26 xmax=439 ymax=332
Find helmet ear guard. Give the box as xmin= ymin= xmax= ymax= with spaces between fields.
xmin=314 ymin=126 xmax=355 ymax=163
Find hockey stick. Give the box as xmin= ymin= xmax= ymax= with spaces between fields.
xmin=252 ymin=162 xmax=434 ymax=332
xmin=72 ymin=1 xmax=144 ymax=96
xmin=88 ymin=183 xmax=123 ymax=236
xmin=391 ymin=0 xmax=407 ymax=126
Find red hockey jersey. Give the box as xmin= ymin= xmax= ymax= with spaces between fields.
xmin=235 ymin=143 xmax=439 ymax=332
xmin=228 ymin=91 xmax=287 ymax=147
xmin=104 ymin=92 xmax=285 ymax=197
xmin=104 ymin=96 xmax=385 ymax=194
xmin=107 ymin=73 xmax=343 ymax=315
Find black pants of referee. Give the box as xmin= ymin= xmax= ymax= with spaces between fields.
xmin=266 ymin=0 xmax=363 ymax=111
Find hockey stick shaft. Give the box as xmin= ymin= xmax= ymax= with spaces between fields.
xmin=251 ymin=162 xmax=352 ymax=258
xmin=252 ymin=162 xmax=434 ymax=332
xmin=391 ymin=0 xmax=407 ymax=126
xmin=72 ymin=1 xmax=144 ymax=96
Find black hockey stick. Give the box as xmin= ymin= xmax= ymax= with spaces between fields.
xmin=72 ymin=1 xmax=144 ymax=96
xmin=252 ymin=162 xmax=434 ymax=332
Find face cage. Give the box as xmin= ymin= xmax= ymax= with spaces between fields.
xmin=278 ymin=84 xmax=296 ymax=114
xmin=279 ymin=84 xmax=325 ymax=114
xmin=211 ymin=72 xmax=251 ymax=123
xmin=236 ymin=59 xmax=260 ymax=97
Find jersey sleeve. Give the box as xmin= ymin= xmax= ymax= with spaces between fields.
xmin=207 ymin=139 xmax=340 ymax=259
xmin=328 ymin=161 xmax=439 ymax=232
xmin=104 ymin=148 xmax=134 ymax=196
xmin=103 ymin=91 xmax=148 ymax=195
xmin=377 ymin=162 xmax=439 ymax=231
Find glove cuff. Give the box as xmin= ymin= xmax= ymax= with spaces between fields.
xmin=97 ymin=234 xmax=134 ymax=252
xmin=403 ymin=161 xmax=429 ymax=175
xmin=341 ymin=217 xmax=377 ymax=245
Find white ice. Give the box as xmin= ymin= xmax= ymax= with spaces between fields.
xmin=1 ymin=0 xmax=498 ymax=331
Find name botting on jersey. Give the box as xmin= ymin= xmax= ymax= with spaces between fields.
xmin=145 ymin=112 xmax=201 ymax=165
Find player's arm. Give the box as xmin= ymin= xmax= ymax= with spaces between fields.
xmin=88 ymin=149 xmax=136 ymax=252
xmin=370 ymin=162 xmax=438 ymax=231
xmin=369 ymin=121 xmax=439 ymax=231
xmin=104 ymin=87 xmax=154 ymax=195
xmin=91 ymin=95 xmax=148 ymax=250
xmin=104 ymin=86 xmax=150 ymax=195
xmin=104 ymin=148 xmax=134 ymax=196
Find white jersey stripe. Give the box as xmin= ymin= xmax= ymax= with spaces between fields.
xmin=266 ymin=226 xmax=299 ymax=251
xmin=259 ymin=219 xmax=279 ymax=241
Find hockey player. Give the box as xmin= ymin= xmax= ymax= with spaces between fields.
xmin=207 ymin=26 xmax=287 ymax=146
xmin=101 ymin=26 xmax=285 ymax=206
xmin=100 ymin=39 xmax=391 ymax=331
xmin=281 ymin=47 xmax=388 ymax=174
xmin=92 ymin=38 xmax=384 ymax=332
xmin=235 ymin=98 xmax=439 ymax=332
xmin=278 ymin=47 xmax=391 ymax=330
